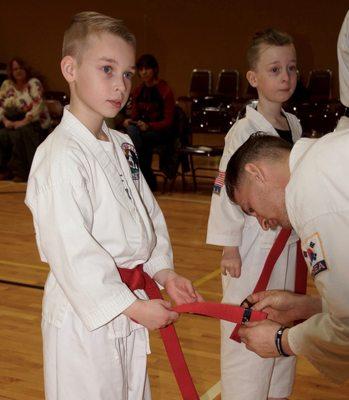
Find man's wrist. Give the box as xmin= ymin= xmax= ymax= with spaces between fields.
xmin=275 ymin=327 xmax=294 ymax=357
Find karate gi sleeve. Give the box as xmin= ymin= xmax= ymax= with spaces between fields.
xmin=288 ymin=211 xmax=349 ymax=383
xmin=139 ymin=174 xmax=174 ymax=278
xmin=26 ymin=155 xmax=138 ymax=331
xmin=206 ymin=123 xmax=250 ymax=246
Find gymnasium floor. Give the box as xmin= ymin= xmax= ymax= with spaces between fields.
xmin=1 ymin=149 xmax=349 ymax=399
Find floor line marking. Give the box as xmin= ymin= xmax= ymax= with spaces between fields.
xmin=158 ymin=196 xmax=211 ymax=205
xmin=194 ymin=268 xmax=221 ymax=287
xmin=0 ymin=259 xmax=46 ymax=269
xmin=200 ymin=381 xmax=221 ymax=400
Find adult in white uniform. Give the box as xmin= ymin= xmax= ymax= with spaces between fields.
xmin=224 ymin=132 xmax=349 ymax=384
xmin=337 ymin=10 xmax=349 ymax=130
xmin=207 ymin=28 xmax=302 ymax=400
xmin=25 ymin=12 xmax=200 ymax=400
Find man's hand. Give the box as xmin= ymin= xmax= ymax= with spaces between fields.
xmin=239 ymin=319 xmax=294 ymax=358
xmin=221 ymin=246 xmax=242 ymax=277
xmin=245 ymin=290 xmax=321 ymax=325
xmin=123 ymin=299 xmax=178 ymax=330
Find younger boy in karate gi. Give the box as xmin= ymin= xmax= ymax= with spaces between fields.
xmin=25 ymin=12 xmax=201 ymax=400
xmin=206 ymin=29 xmax=302 ymax=400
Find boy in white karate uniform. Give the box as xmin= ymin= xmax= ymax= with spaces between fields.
xmin=25 ymin=12 xmax=201 ymax=400
xmin=207 ymin=29 xmax=302 ymax=400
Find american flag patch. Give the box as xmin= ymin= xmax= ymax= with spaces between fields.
xmin=213 ymin=170 xmax=225 ymax=195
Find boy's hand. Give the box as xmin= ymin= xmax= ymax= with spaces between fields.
xmin=221 ymin=246 xmax=242 ymax=277
xmin=154 ymin=269 xmax=204 ymax=306
xmin=123 ymin=299 xmax=178 ymax=330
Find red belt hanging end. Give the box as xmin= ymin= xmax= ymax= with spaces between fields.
xmin=231 ymin=228 xmax=293 ymax=342
xmin=231 ymin=229 xmax=308 ymax=342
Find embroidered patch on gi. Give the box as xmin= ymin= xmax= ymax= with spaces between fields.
xmin=121 ymin=142 xmax=140 ymax=181
xmin=213 ymin=170 xmax=225 ymax=195
xmin=302 ymin=232 xmax=328 ymax=278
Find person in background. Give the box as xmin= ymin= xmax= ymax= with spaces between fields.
xmin=0 ymin=58 xmax=50 ymax=181
xmin=123 ymin=54 xmax=175 ymax=191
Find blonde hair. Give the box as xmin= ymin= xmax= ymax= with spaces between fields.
xmin=247 ymin=28 xmax=294 ymax=70
xmin=62 ymin=11 xmax=136 ymax=61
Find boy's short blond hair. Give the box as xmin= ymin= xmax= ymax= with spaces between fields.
xmin=62 ymin=11 xmax=136 ymax=61
xmin=247 ymin=28 xmax=294 ymax=70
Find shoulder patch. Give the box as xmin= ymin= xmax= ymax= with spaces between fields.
xmin=213 ymin=170 xmax=225 ymax=195
xmin=121 ymin=142 xmax=140 ymax=181
xmin=302 ymin=232 xmax=328 ymax=278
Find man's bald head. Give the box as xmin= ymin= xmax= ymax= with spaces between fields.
xmin=225 ymin=133 xmax=292 ymax=203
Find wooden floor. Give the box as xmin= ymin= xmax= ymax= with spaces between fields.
xmin=1 ymin=154 xmax=349 ymax=399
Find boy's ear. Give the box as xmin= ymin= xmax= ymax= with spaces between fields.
xmin=244 ymin=162 xmax=265 ymax=183
xmin=246 ymin=70 xmax=257 ymax=88
xmin=61 ymin=56 xmax=76 ymax=83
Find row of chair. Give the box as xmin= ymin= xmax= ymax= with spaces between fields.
xmin=184 ymin=68 xmax=333 ymax=102
xmin=179 ymin=68 xmax=340 ymax=135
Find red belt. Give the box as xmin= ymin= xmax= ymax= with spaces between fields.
xmin=231 ymin=228 xmax=308 ymax=342
xmin=118 ymin=265 xmax=266 ymax=400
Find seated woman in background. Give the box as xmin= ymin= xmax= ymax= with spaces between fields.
xmin=0 ymin=57 xmax=50 ymax=181
xmin=123 ymin=54 xmax=175 ymax=191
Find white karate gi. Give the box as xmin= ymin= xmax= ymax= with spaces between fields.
xmin=25 ymin=109 xmax=174 ymax=399
xmin=286 ymin=128 xmax=349 ymax=384
xmin=337 ymin=10 xmax=349 ymax=130
xmin=207 ymin=105 xmax=302 ymax=400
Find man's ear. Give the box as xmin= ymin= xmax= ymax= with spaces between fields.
xmin=244 ymin=162 xmax=266 ymax=183
xmin=246 ymin=70 xmax=257 ymax=88
xmin=61 ymin=56 xmax=76 ymax=83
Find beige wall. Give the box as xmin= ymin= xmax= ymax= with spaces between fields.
xmin=1 ymin=0 xmax=347 ymax=99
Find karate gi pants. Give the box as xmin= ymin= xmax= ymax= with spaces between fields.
xmin=42 ymin=310 xmax=151 ymax=400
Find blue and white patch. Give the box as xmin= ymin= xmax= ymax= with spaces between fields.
xmin=302 ymin=232 xmax=328 ymax=278
xmin=121 ymin=142 xmax=140 ymax=182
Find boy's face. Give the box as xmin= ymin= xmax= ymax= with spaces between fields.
xmin=68 ymin=32 xmax=135 ymax=121
xmin=248 ymin=44 xmax=297 ymax=104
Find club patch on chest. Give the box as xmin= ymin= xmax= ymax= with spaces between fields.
xmin=302 ymin=232 xmax=328 ymax=278
xmin=121 ymin=142 xmax=140 ymax=181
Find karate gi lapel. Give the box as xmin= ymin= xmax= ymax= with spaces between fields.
xmin=61 ymin=109 xmax=134 ymax=212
